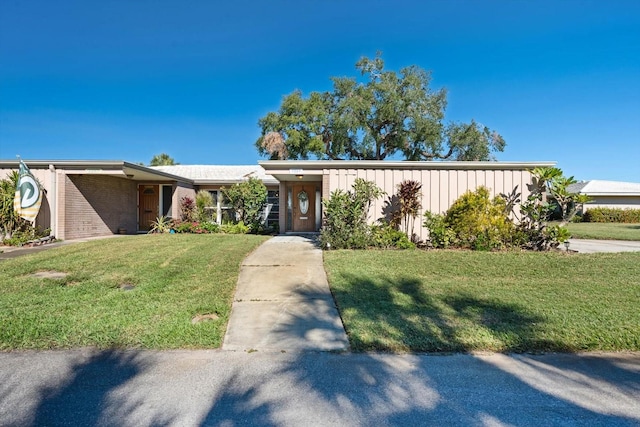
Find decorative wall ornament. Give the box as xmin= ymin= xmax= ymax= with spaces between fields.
xmin=298 ymin=190 xmax=309 ymax=215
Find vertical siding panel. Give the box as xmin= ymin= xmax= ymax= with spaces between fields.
xmin=476 ymin=170 xmax=486 ymax=189
xmin=467 ymin=170 xmax=476 ymax=192
xmin=430 ymin=170 xmax=440 ymax=214
xmin=496 ymin=170 xmax=511 ymax=195
xmin=374 ymin=169 xmax=385 ymax=223
xmin=486 ymin=171 xmax=501 ymax=195
xmin=519 ymin=170 xmax=529 ymax=199
xmin=449 ymin=170 xmax=458 ymax=208
xmin=504 ymin=170 xmax=514 ymax=196
xmin=439 ymin=170 xmax=449 ymax=212
xmin=457 ymin=170 xmax=467 ymax=198
xmin=384 ymin=169 xmax=394 ymax=200
xmin=418 ymin=170 xmax=430 ymax=241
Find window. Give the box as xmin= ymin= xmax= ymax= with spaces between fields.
xmin=162 ymin=185 xmax=173 ymax=217
xmin=265 ymin=190 xmax=279 ymax=230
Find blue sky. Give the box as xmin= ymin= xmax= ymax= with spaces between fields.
xmin=1 ymin=0 xmax=638 ymax=182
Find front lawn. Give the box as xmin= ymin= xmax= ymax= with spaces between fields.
xmin=0 ymin=234 xmax=269 ymax=350
xmin=565 ymin=222 xmax=640 ymax=241
xmin=325 ymin=250 xmax=640 ymax=353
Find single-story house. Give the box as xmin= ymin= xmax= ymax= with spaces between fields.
xmin=0 ymin=159 xmax=554 ymax=241
xmin=567 ymin=180 xmax=640 ymax=213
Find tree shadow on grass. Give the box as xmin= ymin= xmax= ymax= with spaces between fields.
xmin=333 ymin=273 xmax=566 ymax=353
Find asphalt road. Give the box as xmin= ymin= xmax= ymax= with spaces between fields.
xmin=1 ymin=349 xmax=638 ymax=426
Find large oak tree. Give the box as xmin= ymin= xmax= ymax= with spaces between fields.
xmin=256 ymin=54 xmax=505 ymax=161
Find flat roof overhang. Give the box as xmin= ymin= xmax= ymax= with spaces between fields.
xmin=193 ymin=178 xmax=280 ymax=186
xmin=259 ymin=160 xmax=557 ymax=181
xmin=0 ymin=160 xmax=193 ymax=184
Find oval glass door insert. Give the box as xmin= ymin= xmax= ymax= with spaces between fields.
xmin=297 ymin=190 xmax=309 ymax=215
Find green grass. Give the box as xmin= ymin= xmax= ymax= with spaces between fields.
xmin=0 ymin=234 xmax=269 ymax=350
xmin=325 ymin=249 xmax=640 ymax=353
xmin=565 ymin=222 xmax=640 ymax=241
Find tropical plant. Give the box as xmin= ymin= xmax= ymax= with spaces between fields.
xmin=0 ymin=171 xmax=31 ymax=241
xmin=179 ymin=196 xmax=196 ymax=222
xmin=515 ymin=167 xmax=577 ymax=250
xmin=148 ymin=216 xmax=174 ymax=234
xmin=195 ymin=190 xmax=216 ymax=223
xmin=394 ymin=180 xmax=422 ymax=240
xmin=149 ymin=153 xmax=178 ymax=166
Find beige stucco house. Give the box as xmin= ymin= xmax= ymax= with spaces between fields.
xmin=1 ymin=159 xmax=554 ymax=241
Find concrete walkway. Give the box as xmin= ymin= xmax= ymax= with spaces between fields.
xmin=223 ymin=235 xmax=349 ymax=352
xmin=0 ymin=235 xmax=127 ymax=260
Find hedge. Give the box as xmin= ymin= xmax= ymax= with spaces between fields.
xmin=583 ymin=207 xmax=640 ymax=223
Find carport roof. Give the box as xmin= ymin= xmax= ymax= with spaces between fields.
xmin=0 ymin=160 xmax=193 ymax=183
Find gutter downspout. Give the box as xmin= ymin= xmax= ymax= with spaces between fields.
xmin=49 ymin=164 xmax=57 ymax=238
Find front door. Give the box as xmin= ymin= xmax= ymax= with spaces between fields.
xmin=292 ymin=184 xmax=316 ymax=232
xmin=139 ymin=185 xmax=159 ymax=231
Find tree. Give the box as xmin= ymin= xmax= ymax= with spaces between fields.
xmin=221 ymin=177 xmax=268 ymax=232
xmin=257 ymin=53 xmax=505 ymax=161
xmin=149 ymin=153 xmax=178 ymax=166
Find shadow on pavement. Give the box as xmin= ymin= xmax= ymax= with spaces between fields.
xmin=2 ymin=348 xmax=638 ymax=426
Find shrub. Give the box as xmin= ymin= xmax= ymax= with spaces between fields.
xmin=2 ymin=227 xmax=50 ymax=246
xmin=320 ymin=179 xmax=384 ymax=250
xmin=172 ymin=221 xmax=219 ymax=234
xmin=320 ymin=189 xmax=370 ymax=249
xmin=370 ymin=224 xmax=415 ymax=249
xmin=444 ymin=186 xmax=515 ymax=250
xmin=583 ymin=207 xmax=640 ymax=223
xmin=423 ymin=211 xmax=457 ymax=249
xmin=220 ymin=222 xmax=249 ymax=234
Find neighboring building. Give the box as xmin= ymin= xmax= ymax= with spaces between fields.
xmin=568 ymin=180 xmax=640 ymax=213
xmin=0 ymin=159 xmax=555 ymax=241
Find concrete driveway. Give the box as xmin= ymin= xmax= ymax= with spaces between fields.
xmin=568 ymin=239 xmax=640 ymax=254
xmin=1 ymin=349 xmax=638 ymax=426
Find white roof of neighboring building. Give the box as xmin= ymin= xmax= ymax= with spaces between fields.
xmin=568 ymin=180 xmax=640 ymax=196
xmin=151 ymin=165 xmax=278 ymax=185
